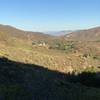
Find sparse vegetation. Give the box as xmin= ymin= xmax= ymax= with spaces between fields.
xmin=0 ymin=57 xmax=100 ymax=100
xmin=0 ymin=25 xmax=100 ymax=100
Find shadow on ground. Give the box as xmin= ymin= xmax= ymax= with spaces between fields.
xmin=0 ymin=57 xmax=100 ymax=100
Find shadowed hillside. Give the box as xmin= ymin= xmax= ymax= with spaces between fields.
xmin=0 ymin=57 xmax=100 ymax=100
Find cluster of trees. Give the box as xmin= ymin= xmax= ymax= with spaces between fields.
xmin=32 ymin=39 xmax=76 ymax=51
xmin=32 ymin=40 xmax=46 ymax=45
xmin=48 ymin=40 xmax=76 ymax=53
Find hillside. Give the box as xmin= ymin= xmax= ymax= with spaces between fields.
xmin=0 ymin=57 xmax=100 ymax=100
xmin=0 ymin=24 xmax=100 ymax=100
xmin=0 ymin=24 xmax=57 ymax=42
xmin=0 ymin=24 xmax=59 ymax=51
xmin=63 ymin=27 xmax=100 ymax=41
xmin=0 ymin=24 xmax=100 ymax=73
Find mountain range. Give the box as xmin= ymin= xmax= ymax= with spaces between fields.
xmin=0 ymin=24 xmax=100 ymax=41
xmin=45 ymin=30 xmax=73 ymax=36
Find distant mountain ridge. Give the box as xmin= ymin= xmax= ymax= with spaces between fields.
xmin=0 ymin=24 xmax=100 ymax=41
xmin=46 ymin=30 xmax=73 ymax=36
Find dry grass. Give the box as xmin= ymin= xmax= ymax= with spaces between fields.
xmin=0 ymin=41 xmax=99 ymax=73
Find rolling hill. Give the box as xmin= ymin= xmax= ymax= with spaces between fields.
xmin=0 ymin=24 xmax=59 ymax=49
xmin=63 ymin=27 xmax=100 ymax=41
xmin=0 ymin=24 xmax=55 ymax=41
xmin=0 ymin=24 xmax=100 ymax=100
xmin=0 ymin=24 xmax=100 ymax=73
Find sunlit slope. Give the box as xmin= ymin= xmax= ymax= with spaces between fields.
xmin=0 ymin=24 xmax=100 ymax=73
xmin=64 ymin=27 xmax=100 ymax=41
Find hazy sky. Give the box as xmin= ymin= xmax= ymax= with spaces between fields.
xmin=0 ymin=0 xmax=100 ymax=31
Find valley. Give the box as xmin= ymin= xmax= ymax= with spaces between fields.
xmin=0 ymin=24 xmax=100 ymax=100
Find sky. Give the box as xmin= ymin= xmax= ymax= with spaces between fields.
xmin=0 ymin=0 xmax=100 ymax=31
